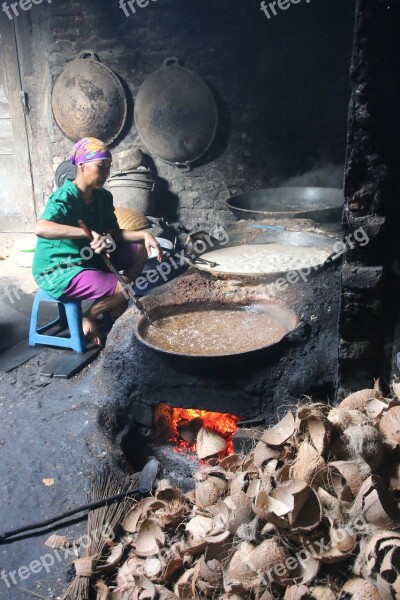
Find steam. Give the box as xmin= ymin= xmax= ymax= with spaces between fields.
xmin=269 ymin=162 xmax=344 ymax=189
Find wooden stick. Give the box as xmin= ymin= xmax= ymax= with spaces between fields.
xmin=78 ymin=219 xmax=143 ymax=311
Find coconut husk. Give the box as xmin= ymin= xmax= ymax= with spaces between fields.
xmin=174 ymin=567 xmax=196 ymax=599
xmin=339 ymin=578 xmax=381 ymax=600
xmin=226 ymin=539 xmax=289 ymax=589
xmin=350 ymin=475 xmax=400 ymax=529
xmin=236 ymin=516 xmax=259 ymax=541
xmin=392 ymin=381 xmax=400 ymax=400
xmin=122 ymin=498 xmax=165 ymax=533
xmin=308 ymin=418 xmax=332 ymax=456
xmin=155 ymin=585 xmax=180 ymax=600
xmin=177 ymin=416 xmax=203 ymax=444
xmin=98 ymin=542 xmax=126 ymax=573
xmin=197 ymin=427 xmax=227 ymax=459
xmin=263 ymin=481 xmax=322 ymax=534
xmin=134 ymin=520 xmax=165 ymax=558
xmin=365 ymin=398 xmax=389 ymax=423
xmin=230 ymin=471 xmax=251 ymax=498
xmin=290 ymin=442 xmax=326 ymax=487
xmin=259 ymin=459 xmax=281 ymax=484
xmin=258 ymin=592 xmax=273 ymax=600
xmin=194 ymin=556 xmax=223 ymax=594
xmin=246 ymin=478 xmax=262 ymax=500
xmin=341 ymin=425 xmax=383 ymax=470
xmin=244 ymin=539 xmax=289 ymax=580
xmin=219 ymin=454 xmax=243 ymax=472
xmin=253 ymin=441 xmax=281 ymax=469
xmin=329 ymin=459 xmax=371 ymax=501
xmin=45 ymin=534 xmax=68 ymax=549
xmin=221 ymin=491 xmax=253 ymax=533
xmin=327 ymin=408 xmax=370 ymax=431
xmin=186 ymin=513 xmax=230 ymax=544
xmin=252 ymin=489 xmax=290 ymax=526
xmin=379 ymin=406 xmax=400 ymax=452
xmin=317 ymin=487 xmax=343 ymax=520
xmin=307 ymin=540 xmax=354 ymax=564
xmin=296 ymin=404 xmax=331 ymax=422
xmin=95 ymin=581 xmax=111 ymax=600
xmin=292 ymin=555 xmax=319 ymax=586
xmin=195 ymin=468 xmax=228 ymax=508
xmin=355 ymin=530 xmax=400 ymax=579
xmin=377 ymin=546 xmax=400 ymax=600
xmin=309 ymin=587 xmax=336 ymax=600
xmin=284 ymin=585 xmax=311 ymax=600
xmin=223 ymin=547 xmax=260 ymax=593
xmin=329 ymin=526 xmax=357 ymax=554
xmin=339 ymin=386 xmax=382 ymax=410
xmin=261 ymin=411 xmax=295 ymax=447
xmin=295 ymin=404 xmax=332 ymax=455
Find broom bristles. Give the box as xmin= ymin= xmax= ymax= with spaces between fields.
xmin=61 ymin=470 xmax=139 ymax=600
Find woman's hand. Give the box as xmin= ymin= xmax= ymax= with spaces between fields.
xmin=90 ymin=230 xmax=110 ymax=254
xmin=143 ymin=232 xmax=163 ymax=262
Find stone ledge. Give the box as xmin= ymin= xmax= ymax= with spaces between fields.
xmin=342 ymin=265 xmax=383 ymax=290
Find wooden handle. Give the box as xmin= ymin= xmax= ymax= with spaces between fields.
xmin=78 ymin=219 xmax=93 ymax=240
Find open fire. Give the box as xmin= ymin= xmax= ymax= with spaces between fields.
xmin=154 ymin=404 xmax=240 ymax=459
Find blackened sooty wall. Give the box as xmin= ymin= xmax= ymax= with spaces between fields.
xmin=16 ymin=0 xmax=354 ymax=230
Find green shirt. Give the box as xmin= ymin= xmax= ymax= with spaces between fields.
xmin=32 ymin=179 xmax=119 ymax=299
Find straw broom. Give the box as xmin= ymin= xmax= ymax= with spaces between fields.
xmin=61 ymin=470 xmax=138 ymax=600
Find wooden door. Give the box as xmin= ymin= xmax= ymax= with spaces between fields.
xmin=0 ymin=18 xmax=36 ymax=232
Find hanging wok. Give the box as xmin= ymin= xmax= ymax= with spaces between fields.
xmin=51 ymin=51 xmax=127 ymax=145
xmin=134 ymin=57 xmax=218 ymax=168
xmin=227 ymin=187 xmax=344 ymax=223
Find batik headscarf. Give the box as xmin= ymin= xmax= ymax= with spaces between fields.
xmin=69 ymin=137 xmax=111 ymax=165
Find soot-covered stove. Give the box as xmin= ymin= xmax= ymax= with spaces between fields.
xmin=96 ymin=220 xmax=342 ymax=479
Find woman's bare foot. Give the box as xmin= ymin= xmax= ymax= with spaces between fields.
xmin=82 ymin=316 xmax=102 ymax=346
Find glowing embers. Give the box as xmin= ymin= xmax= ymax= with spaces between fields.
xmin=154 ymin=404 xmax=239 ymax=460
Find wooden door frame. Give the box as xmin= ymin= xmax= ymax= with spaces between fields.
xmin=0 ymin=17 xmax=36 ymax=232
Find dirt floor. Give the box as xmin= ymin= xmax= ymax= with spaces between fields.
xmin=0 ymin=256 xmax=111 ymax=600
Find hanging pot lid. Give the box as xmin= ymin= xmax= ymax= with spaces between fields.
xmin=51 ymin=51 xmax=127 ymax=145
xmin=55 ymin=160 xmax=76 ymax=188
xmin=134 ymin=57 xmax=218 ymax=168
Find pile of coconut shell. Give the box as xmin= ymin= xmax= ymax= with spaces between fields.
xmin=79 ymin=383 xmax=400 ymax=599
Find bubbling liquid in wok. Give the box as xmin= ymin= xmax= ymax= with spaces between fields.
xmin=143 ymin=307 xmax=289 ymax=356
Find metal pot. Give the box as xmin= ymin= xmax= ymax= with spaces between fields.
xmin=133 ymin=300 xmax=298 ymax=363
xmin=134 ymin=57 xmax=218 ymax=169
xmin=186 ymin=230 xmax=341 ymax=283
xmin=227 ymin=187 xmax=344 ymax=223
xmin=51 ymin=51 xmax=127 ymax=145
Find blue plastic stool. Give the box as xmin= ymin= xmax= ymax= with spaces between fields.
xmin=29 ymin=289 xmax=87 ymax=353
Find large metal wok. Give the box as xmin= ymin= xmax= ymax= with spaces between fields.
xmin=226 ymin=187 xmax=344 ymax=223
xmin=133 ymin=300 xmax=298 ymax=364
xmin=186 ymin=230 xmax=341 ymax=283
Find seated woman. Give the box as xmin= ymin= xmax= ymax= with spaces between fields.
xmin=32 ymin=137 xmax=162 ymax=346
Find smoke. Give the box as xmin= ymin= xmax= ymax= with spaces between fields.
xmin=269 ymin=163 xmax=344 ymax=189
